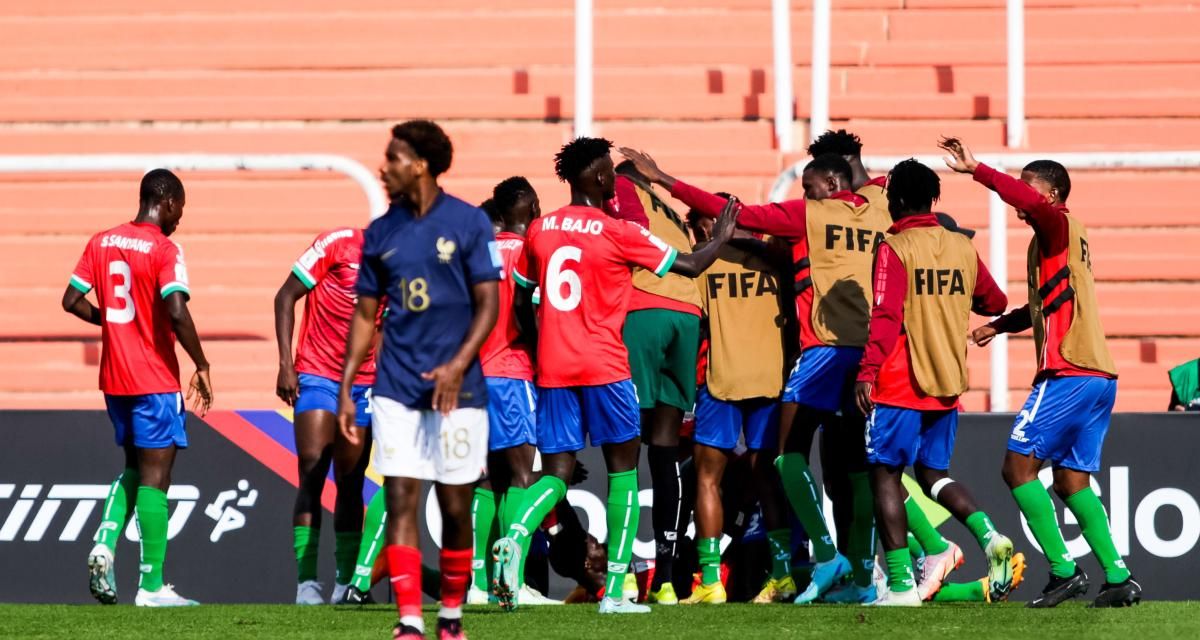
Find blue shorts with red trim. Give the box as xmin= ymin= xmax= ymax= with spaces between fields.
xmin=693 ymin=385 xmax=779 ymax=451
xmin=486 ymin=377 xmax=537 ymax=451
xmin=536 ymin=380 xmax=641 ymax=454
xmin=1008 ymin=376 xmax=1117 ymax=473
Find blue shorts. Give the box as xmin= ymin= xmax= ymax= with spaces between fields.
xmin=537 ymin=380 xmax=641 ymax=454
xmin=693 ymin=385 xmax=779 ymax=451
xmin=865 ymin=404 xmax=957 ymax=470
xmin=1009 ymin=376 xmax=1117 ymax=473
xmin=486 ymin=377 xmax=537 ymax=451
xmin=781 ymin=346 xmax=863 ymax=414
xmin=105 ymin=392 xmax=188 ymax=449
xmin=296 ymin=373 xmax=371 ymax=427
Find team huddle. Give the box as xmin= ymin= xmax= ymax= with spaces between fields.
xmin=64 ymin=119 xmax=1142 ymax=639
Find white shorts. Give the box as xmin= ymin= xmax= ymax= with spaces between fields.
xmin=369 ymin=396 xmax=489 ymax=484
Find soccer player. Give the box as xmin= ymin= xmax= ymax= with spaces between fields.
xmin=274 ymin=225 xmax=378 ymax=605
xmin=681 ymin=201 xmax=793 ymax=605
xmin=852 ymin=159 xmax=1013 ymax=606
xmin=490 ymin=137 xmax=739 ymax=615
xmin=468 ymin=176 xmax=559 ymax=607
xmin=338 ymin=120 xmax=500 ymax=640
xmin=620 ymin=148 xmax=892 ymax=603
xmin=607 ymin=162 xmax=705 ymax=604
xmin=64 ymin=169 xmax=212 ymax=607
xmin=942 ymin=137 xmax=1142 ymax=608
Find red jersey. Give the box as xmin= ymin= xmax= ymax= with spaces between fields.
xmin=480 ymin=231 xmax=534 ymax=380
xmin=291 ymin=228 xmax=375 ymax=385
xmin=513 ymin=205 xmax=678 ymax=388
xmin=70 ymin=221 xmax=189 ymax=395
xmin=670 ymin=180 xmax=866 ymax=350
xmin=856 ymin=214 xmax=1008 ymax=410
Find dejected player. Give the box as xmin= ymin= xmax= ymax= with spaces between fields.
xmin=490 ymin=137 xmax=740 ymax=615
xmin=64 ymin=168 xmax=213 ymax=607
xmin=274 ymin=225 xmax=378 ymax=605
xmin=338 ymin=120 xmax=500 ymax=640
xmin=853 ymin=159 xmax=1013 ymax=606
xmin=942 ymin=137 xmax=1141 ymax=608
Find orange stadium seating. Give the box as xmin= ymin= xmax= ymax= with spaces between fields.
xmin=1 ymin=0 xmax=1196 ymax=411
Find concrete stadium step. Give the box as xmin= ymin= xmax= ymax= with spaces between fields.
xmin=887 ymin=7 xmax=1200 ymax=41
xmin=0 ymin=389 xmax=281 ymax=411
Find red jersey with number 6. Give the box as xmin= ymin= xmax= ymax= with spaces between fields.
xmin=513 ymin=205 xmax=678 ymax=388
xmin=480 ymin=231 xmax=534 ymax=380
xmin=70 ymin=221 xmax=190 ymax=396
xmin=291 ymin=227 xmax=376 ymax=386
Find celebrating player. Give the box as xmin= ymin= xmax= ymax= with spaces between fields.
xmin=853 ymin=159 xmax=1013 ymax=606
xmin=620 ymin=148 xmax=891 ymax=603
xmin=468 ymin=176 xmax=559 ymax=607
xmin=942 ymin=137 xmax=1141 ymax=608
xmin=682 ymin=201 xmax=793 ymax=605
xmin=490 ymin=137 xmax=739 ymax=615
xmin=608 ymin=162 xmax=705 ymax=604
xmin=274 ymin=225 xmax=378 ymax=605
xmin=338 ymin=120 xmax=500 ymax=640
xmin=64 ymin=169 xmax=212 ymax=607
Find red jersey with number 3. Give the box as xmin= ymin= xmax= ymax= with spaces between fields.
xmin=513 ymin=205 xmax=678 ymax=388
xmin=480 ymin=231 xmax=534 ymax=380
xmin=291 ymin=227 xmax=376 ymax=385
xmin=70 ymin=221 xmax=189 ymax=396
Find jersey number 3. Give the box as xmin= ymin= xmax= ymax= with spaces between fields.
xmin=107 ymin=260 xmax=136 ymax=325
xmin=546 ymin=246 xmax=582 ymax=312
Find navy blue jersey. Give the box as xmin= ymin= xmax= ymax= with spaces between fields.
xmin=357 ymin=193 xmax=502 ymax=409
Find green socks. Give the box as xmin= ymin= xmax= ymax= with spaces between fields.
xmin=501 ymin=487 xmax=526 ymax=532
xmin=293 ymin=525 xmax=320 ymax=583
xmin=95 ymin=468 xmax=139 ymax=552
xmin=884 ymin=547 xmax=916 ymax=592
xmin=766 ymin=529 xmax=792 ymax=580
xmin=932 ymin=580 xmax=986 ymax=602
xmin=907 ymin=532 xmax=925 ymax=559
xmin=905 ymin=495 xmax=950 ymax=555
xmin=350 ymin=489 xmax=388 ymax=592
xmin=965 ymin=511 xmax=998 ymax=552
xmin=699 ymin=537 xmax=722 ymax=585
xmin=334 ymin=531 xmax=361 ymax=586
xmin=775 ymin=453 xmax=835 ymax=562
xmin=471 ymin=487 xmax=498 ymax=592
xmin=1064 ymin=487 xmax=1131 ymax=584
xmin=847 ymin=472 xmax=876 ymax=587
xmin=1012 ymin=480 xmax=1076 ymax=579
xmin=508 ymin=476 xmax=566 ymax=548
xmin=604 ymin=470 xmax=640 ymax=599
xmin=135 ymin=486 xmax=168 ymax=592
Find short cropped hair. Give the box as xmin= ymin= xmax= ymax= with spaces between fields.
xmin=1022 ymin=159 xmax=1071 ymax=202
xmin=554 ymin=137 xmax=613 ymax=183
xmin=139 ymin=168 xmax=184 ymax=207
xmin=391 ymin=120 xmax=453 ymax=177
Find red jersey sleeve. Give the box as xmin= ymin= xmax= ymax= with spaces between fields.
xmin=669 ymin=181 xmax=806 ymax=241
xmin=971 ymin=254 xmax=1008 ymax=316
xmin=610 ymin=176 xmax=651 ymax=229
xmin=512 ymin=228 xmax=537 ymax=289
xmin=69 ymin=238 xmax=96 ymax=294
xmin=616 ymin=220 xmax=678 ymax=276
xmin=292 ymin=229 xmax=349 ymax=290
xmin=157 ymin=241 xmax=191 ymax=300
xmin=857 ymin=242 xmax=906 ymax=384
xmin=973 ymin=163 xmax=1068 ymax=255
xmin=992 ymin=304 xmax=1034 ymax=335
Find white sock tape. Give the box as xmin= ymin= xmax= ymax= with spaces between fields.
xmin=930 ymin=478 xmax=955 ymax=501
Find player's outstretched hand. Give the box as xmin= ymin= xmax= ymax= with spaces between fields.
xmin=187 ymin=368 xmax=213 ymax=417
xmin=423 ymin=360 xmax=466 ymax=416
xmin=854 ymin=381 xmax=874 ymax=416
xmin=938 ymin=136 xmax=979 ymax=174
xmin=276 ymin=363 xmax=299 ymax=406
xmin=617 ymin=147 xmax=669 ymax=185
xmin=710 ymin=195 xmax=742 ymax=244
xmin=971 ymin=324 xmax=998 ymax=347
xmin=337 ymin=390 xmax=359 ymax=445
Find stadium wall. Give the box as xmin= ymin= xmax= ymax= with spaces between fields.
xmin=1 ymin=411 xmax=1196 ymax=603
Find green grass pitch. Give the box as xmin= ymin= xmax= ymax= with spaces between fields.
xmin=4 ymin=602 xmax=1199 ymax=639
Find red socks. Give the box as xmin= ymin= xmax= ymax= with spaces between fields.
xmin=440 ymin=547 xmax=472 ymax=610
xmin=386 ymin=544 xmax=422 ymax=619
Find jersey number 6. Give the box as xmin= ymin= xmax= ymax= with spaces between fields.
xmin=546 ymin=246 xmax=582 ymax=312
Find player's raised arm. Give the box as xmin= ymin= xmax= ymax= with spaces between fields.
xmin=668 ymin=195 xmax=742 ymax=277
xmin=166 ymin=291 xmax=212 ymax=417
xmin=272 ymin=274 xmax=309 ymax=406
